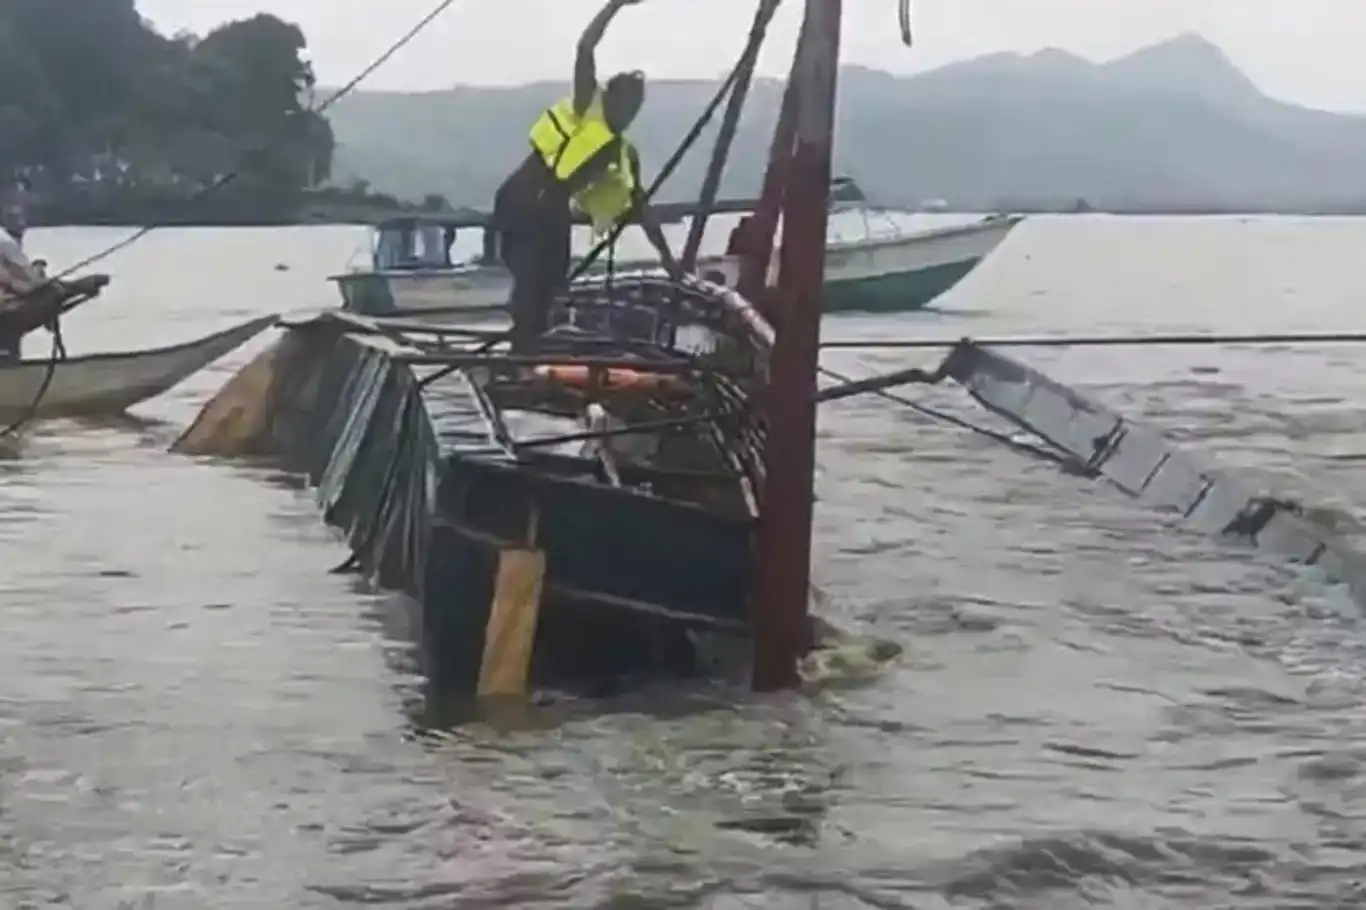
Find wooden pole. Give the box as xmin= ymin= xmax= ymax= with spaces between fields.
xmin=750 ymin=0 xmax=840 ymax=692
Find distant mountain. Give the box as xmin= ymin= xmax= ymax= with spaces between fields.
xmin=324 ymin=34 xmax=1366 ymax=212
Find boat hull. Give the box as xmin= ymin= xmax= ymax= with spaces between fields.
xmin=332 ymin=215 xmax=1022 ymax=318
xmin=333 ymin=269 xmax=510 ymax=319
xmin=821 ymin=216 xmax=1019 ymax=312
xmin=0 ymin=314 xmax=276 ymax=420
xmin=173 ymin=304 xmax=760 ymax=699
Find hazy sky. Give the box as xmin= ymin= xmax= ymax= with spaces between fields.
xmin=138 ymin=0 xmax=1364 ymax=112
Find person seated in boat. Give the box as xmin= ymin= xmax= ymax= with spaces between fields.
xmin=493 ymin=0 xmax=680 ymax=352
xmin=0 ymin=203 xmax=45 ymax=359
xmin=0 ymin=204 xmax=108 ymax=359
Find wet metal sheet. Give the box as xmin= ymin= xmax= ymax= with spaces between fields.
xmin=284 ymin=328 xmax=444 ymax=595
xmin=942 ymin=342 xmax=1366 ymax=606
xmin=317 ymin=343 xmax=389 ymax=515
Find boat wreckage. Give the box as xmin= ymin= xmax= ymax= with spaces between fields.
xmin=820 ymin=340 xmax=1366 ymax=609
xmin=172 ymin=280 xmax=1366 ymax=697
xmin=170 ymin=0 xmax=1366 ymax=703
xmin=174 ymin=272 xmax=802 ymax=695
xmin=172 ymin=0 xmax=877 ymax=699
xmin=173 ymin=271 xmax=896 ymax=697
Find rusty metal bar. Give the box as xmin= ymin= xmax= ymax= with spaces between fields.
xmin=511 ymin=411 xmax=723 ymax=451
xmin=751 ymin=0 xmax=841 ymax=692
xmin=735 ymin=22 xmax=807 ymax=309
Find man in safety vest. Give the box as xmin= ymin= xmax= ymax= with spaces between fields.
xmin=493 ymin=0 xmax=679 ymax=352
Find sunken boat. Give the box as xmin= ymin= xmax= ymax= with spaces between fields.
xmin=173 ymin=270 xmax=778 ymax=696
xmin=171 ymin=0 xmax=914 ymax=700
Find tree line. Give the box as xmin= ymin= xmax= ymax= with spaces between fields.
xmin=0 ymin=0 xmax=375 ymax=224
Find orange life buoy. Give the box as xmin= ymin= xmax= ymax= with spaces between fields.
xmin=532 ymin=364 xmax=679 ymax=392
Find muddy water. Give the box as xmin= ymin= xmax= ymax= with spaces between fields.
xmin=4 ymin=216 xmax=1366 ymax=907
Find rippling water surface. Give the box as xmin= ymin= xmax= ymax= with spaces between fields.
xmin=6 ymin=216 xmax=1366 ymax=908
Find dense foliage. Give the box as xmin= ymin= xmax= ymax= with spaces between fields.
xmin=0 ymin=0 xmax=335 ymax=220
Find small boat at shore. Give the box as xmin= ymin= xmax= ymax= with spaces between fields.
xmin=329 ymin=188 xmax=1021 ymax=321
xmin=0 ymin=314 xmax=277 ymax=421
xmin=0 ymin=269 xmax=275 ymax=423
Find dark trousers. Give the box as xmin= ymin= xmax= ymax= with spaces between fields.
xmin=500 ymin=211 xmax=571 ymax=352
xmin=0 ymin=283 xmax=69 ymax=362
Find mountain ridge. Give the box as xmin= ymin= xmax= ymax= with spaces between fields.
xmin=324 ymin=34 xmax=1366 ymax=212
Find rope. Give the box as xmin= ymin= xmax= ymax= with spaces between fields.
xmin=0 ymin=287 xmax=99 ymax=436
xmin=0 ymin=316 xmax=66 ymax=437
xmin=899 ymin=0 xmax=913 ymax=46
xmin=820 ymin=330 xmax=1366 ymax=350
xmin=566 ymin=0 xmax=783 ymax=284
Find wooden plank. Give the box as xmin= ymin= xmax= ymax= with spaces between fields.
xmin=476 ymin=548 xmax=546 ymax=697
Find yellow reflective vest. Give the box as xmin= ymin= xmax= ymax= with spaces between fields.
xmin=528 ymin=92 xmax=636 ymax=234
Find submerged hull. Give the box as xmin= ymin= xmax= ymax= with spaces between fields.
xmin=174 ymin=277 xmax=772 ymax=698
xmin=0 ymin=314 xmax=276 ymax=420
xmin=937 ymin=341 xmax=1366 ymax=609
xmin=331 ymin=215 xmax=1021 ymax=318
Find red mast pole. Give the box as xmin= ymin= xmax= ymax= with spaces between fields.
xmin=735 ymin=23 xmax=806 ymax=309
xmin=751 ymin=0 xmax=841 ymax=692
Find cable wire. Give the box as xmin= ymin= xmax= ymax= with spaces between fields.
xmin=0 ymin=288 xmax=93 ymax=437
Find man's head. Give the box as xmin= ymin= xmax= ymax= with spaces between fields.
xmin=0 ymin=204 xmax=26 ymax=241
xmin=602 ymin=70 xmax=645 ymax=132
xmin=0 ymin=178 xmax=28 ymax=240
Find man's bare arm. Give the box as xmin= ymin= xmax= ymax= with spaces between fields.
xmin=573 ymin=0 xmax=641 ymax=114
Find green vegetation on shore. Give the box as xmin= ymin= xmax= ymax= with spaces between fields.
xmin=0 ymin=0 xmax=424 ymax=226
